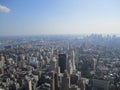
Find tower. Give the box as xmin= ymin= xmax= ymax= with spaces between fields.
xmin=58 ymin=54 xmax=67 ymax=73
xmin=0 ymin=55 xmax=5 ymax=75
xmin=91 ymin=58 xmax=97 ymax=71
xmin=72 ymin=50 xmax=76 ymax=71
xmin=24 ymin=79 xmax=32 ymax=90
xmin=51 ymin=71 xmax=59 ymax=90
xmin=0 ymin=55 xmax=5 ymax=68
xmin=67 ymin=60 xmax=73 ymax=75
xmin=51 ymin=56 xmax=57 ymax=71
xmin=61 ymin=70 xmax=70 ymax=90
xmin=78 ymin=79 xmax=86 ymax=90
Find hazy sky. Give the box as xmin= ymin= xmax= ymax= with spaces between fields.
xmin=0 ymin=0 xmax=120 ymax=36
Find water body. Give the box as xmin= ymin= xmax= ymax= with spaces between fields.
xmin=0 ymin=40 xmax=28 ymax=50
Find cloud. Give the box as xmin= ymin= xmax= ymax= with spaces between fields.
xmin=0 ymin=5 xmax=10 ymax=13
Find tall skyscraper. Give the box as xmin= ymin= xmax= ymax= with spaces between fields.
xmin=0 ymin=55 xmax=5 ymax=75
xmin=61 ymin=70 xmax=70 ymax=90
xmin=0 ymin=55 xmax=5 ymax=68
xmin=51 ymin=71 xmax=55 ymax=90
xmin=72 ymin=50 xmax=76 ymax=71
xmin=51 ymin=71 xmax=59 ymax=90
xmin=67 ymin=60 xmax=73 ymax=74
xmin=78 ymin=79 xmax=86 ymax=90
xmin=91 ymin=58 xmax=97 ymax=71
xmin=24 ymin=79 xmax=32 ymax=90
xmin=51 ymin=56 xmax=57 ymax=71
xmin=58 ymin=54 xmax=67 ymax=73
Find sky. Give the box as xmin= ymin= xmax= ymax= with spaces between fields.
xmin=0 ymin=0 xmax=120 ymax=36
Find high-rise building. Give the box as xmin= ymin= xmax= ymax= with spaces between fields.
xmin=91 ymin=58 xmax=97 ymax=71
xmin=72 ymin=50 xmax=76 ymax=71
xmin=58 ymin=54 xmax=67 ymax=73
xmin=54 ymin=72 xmax=59 ymax=90
xmin=71 ymin=73 xmax=80 ymax=85
xmin=78 ymin=79 xmax=86 ymax=90
xmin=51 ymin=71 xmax=55 ymax=90
xmin=0 ymin=55 xmax=5 ymax=68
xmin=24 ymin=79 xmax=32 ymax=90
xmin=67 ymin=60 xmax=73 ymax=74
xmin=61 ymin=70 xmax=70 ymax=90
xmin=0 ymin=55 xmax=5 ymax=75
xmin=51 ymin=56 xmax=57 ymax=71
xmin=51 ymin=71 xmax=59 ymax=90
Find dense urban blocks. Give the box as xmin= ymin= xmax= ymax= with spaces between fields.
xmin=0 ymin=35 xmax=120 ymax=90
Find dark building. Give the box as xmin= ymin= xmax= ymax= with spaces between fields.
xmin=58 ymin=54 xmax=67 ymax=73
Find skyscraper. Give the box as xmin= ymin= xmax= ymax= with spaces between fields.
xmin=72 ymin=50 xmax=76 ymax=71
xmin=50 ymin=71 xmax=59 ymax=90
xmin=67 ymin=60 xmax=73 ymax=74
xmin=0 ymin=55 xmax=5 ymax=75
xmin=61 ymin=70 xmax=70 ymax=90
xmin=58 ymin=54 xmax=67 ymax=73
xmin=51 ymin=56 xmax=57 ymax=71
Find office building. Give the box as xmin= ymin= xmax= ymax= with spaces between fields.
xmin=58 ymin=54 xmax=67 ymax=73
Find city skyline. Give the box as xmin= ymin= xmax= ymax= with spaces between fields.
xmin=0 ymin=0 xmax=120 ymax=36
